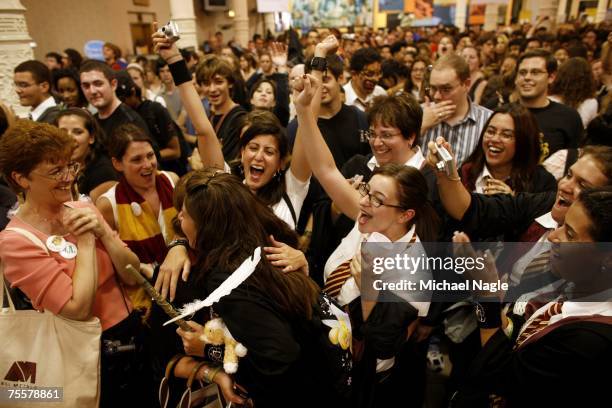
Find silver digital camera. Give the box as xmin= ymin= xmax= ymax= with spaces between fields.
xmin=158 ymin=21 xmax=180 ymax=43
xmin=434 ymin=145 xmax=455 ymax=176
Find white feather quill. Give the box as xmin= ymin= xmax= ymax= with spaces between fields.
xmin=163 ymin=246 xmax=262 ymax=326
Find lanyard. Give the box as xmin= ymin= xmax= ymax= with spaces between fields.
xmin=211 ymin=103 xmax=237 ymax=135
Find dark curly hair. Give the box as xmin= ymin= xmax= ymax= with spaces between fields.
xmin=184 ymin=169 xmax=319 ymax=319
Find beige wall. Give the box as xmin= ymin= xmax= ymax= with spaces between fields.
xmin=21 ymin=0 xmax=265 ymax=62
xmin=194 ymin=0 xmax=262 ymax=47
xmin=21 ymin=0 xmax=170 ymax=61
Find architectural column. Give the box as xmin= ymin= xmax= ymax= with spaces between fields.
xmin=455 ymin=0 xmax=468 ymax=31
xmin=595 ymin=0 xmax=609 ymax=23
xmin=232 ymin=0 xmax=249 ymax=47
xmin=484 ymin=4 xmax=499 ymax=31
xmin=569 ymin=0 xmax=580 ymax=20
xmin=264 ymin=12 xmax=275 ymax=36
xmin=0 ymin=0 xmax=33 ymax=117
xmin=537 ymin=0 xmax=558 ymax=26
xmin=169 ymin=0 xmax=198 ymax=50
xmin=557 ymin=0 xmax=568 ymax=24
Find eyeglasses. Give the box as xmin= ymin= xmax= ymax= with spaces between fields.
xmin=517 ymin=69 xmax=548 ymax=78
xmin=358 ymin=182 xmax=404 ymax=209
xmin=428 ymin=83 xmax=460 ymax=96
xmin=484 ymin=126 xmax=515 ymax=141
xmin=363 ymin=128 xmax=402 ymax=143
xmin=32 ymin=162 xmax=80 ymax=181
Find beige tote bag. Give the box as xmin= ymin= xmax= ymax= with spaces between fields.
xmin=0 ymin=227 xmax=102 ymax=408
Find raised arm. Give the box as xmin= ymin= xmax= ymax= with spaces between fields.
xmin=294 ymin=36 xmax=361 ymax=220
xmin=425 ymin=136 xmax=472 ymax=220
xmin=152 ymin=23 xmax=224 ymax=170
xmin=288 ymin=39 xmax=330 ymax=183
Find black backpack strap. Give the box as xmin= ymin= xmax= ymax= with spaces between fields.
xmin=282 ymin=192 xmax=298 ymax=227
xmin=564 ymin=148 xmax=579 ymax=176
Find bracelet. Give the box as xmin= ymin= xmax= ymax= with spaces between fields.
xmin=200 ymin=365 xmax=212 ymax=384
xmin=474 ymin=299 xmax=502 ymax=329
xmin=445 ymin=174 xmax=461 ymax=181
xmin=166 ymin=54 xmax=182 ymax=64
xmin=167 ymin=238 xmax=189 ymax=251
xmin=168 ymin=59 xmax=192 ymax=86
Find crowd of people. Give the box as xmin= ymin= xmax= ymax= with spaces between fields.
xmin=1 ymin=16 xmax=612 ymax=408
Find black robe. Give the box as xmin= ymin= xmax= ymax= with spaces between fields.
xmin=204 ymin=267 xmax=346 ymax=408
xmin=453 ymin=321 xmax=612 ymax=407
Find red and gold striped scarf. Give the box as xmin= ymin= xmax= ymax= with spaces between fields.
xmin=115 ymin=172 xmax=177 ymax=314
xmin=115 ymin=172 xmax=177 ymax=264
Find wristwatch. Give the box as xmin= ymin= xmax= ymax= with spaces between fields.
xmin=310 ymin=56 xmax=327 ymax=72
xmin=167 ymin=238 xmax=189 ymax=250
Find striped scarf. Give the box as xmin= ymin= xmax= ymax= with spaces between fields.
xmin=324 ymin=232 xmax=418 ymax=299
xmin=115 ymin=173 xmax=177 ymax=314
xmin=115 ymin=173 xmax=177 ymax=264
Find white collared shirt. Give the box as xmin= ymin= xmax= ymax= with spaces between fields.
xmin=520 ymin=292 xmax=612 ymax=338
xmin=366 ymin=146 xmax=426 ymax=172
xmin=324 ymin=223 xmax=431 ymax=318
xmin=509 ymin=212 xmax=558 ymax=285
xmin=535 ymin=211 xmax=558 ymax=230
xmin=30 ymin=96 xmax=56 ymax=121
xmin=324 ymin=224 xmax=416 ymax=305
xmin=343 ymin=80 xmax=387 ymax=112
xmin=474 ymin=165 xmax=493 ymax=194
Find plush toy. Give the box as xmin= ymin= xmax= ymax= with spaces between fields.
xmin=200 ymin=318 xmax=247 ymax=374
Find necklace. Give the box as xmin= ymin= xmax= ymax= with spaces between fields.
xmin=14 ymin=212 xmax=78 ymax=259
xmin=15 ymin=206 xmax=67 ymax=236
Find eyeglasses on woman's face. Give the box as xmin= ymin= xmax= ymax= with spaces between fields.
xmin=358 ymin=182 xmax=404 ymax=209
xmin=483 ymin=126 xmax=515 ymax=141
xmin=363 ymin=128 xmax=403 ymax=143
xmin=32 ymin=162 xmax=80 ymax=181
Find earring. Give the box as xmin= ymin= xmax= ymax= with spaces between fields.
xmin=274 ymin=169 xmax=282 ymax=182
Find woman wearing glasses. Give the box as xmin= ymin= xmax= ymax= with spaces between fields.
xmin=308 ymin=90 xmax=440 ymax=294
xmin=460 ymin=104 xmax=556 ymax=196
xmin=403 ymin=58 xmax=428 ymax=102
xmin=294 ymin=39 xmax=440 ymax=406
xmin=0 ymin=121 xmax=148 ymax=406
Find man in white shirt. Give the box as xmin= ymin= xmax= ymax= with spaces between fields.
xmin=13 ymin=60 xmax=59 ymax=123
xmin=343 ymin=47 xmax=387 ymax=111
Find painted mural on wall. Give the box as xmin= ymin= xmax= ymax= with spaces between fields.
xmin=291 ymin=0 xmax=373 ymax=28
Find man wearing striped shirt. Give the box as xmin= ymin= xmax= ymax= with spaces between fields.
xmin=419 ymin=54 xmax=492 ymax=166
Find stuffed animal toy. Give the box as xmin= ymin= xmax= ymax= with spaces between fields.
xmin=201 ymin=318 xmax=247 ymax=374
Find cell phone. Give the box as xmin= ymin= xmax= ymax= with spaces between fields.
xmin=434 ymin=145 xmax=455 ymax=176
